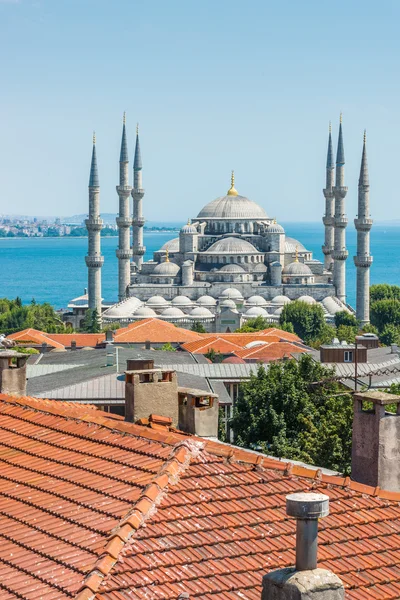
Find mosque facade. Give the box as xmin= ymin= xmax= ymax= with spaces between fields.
xmin=84 ymin=116 xmax=372 ymax=332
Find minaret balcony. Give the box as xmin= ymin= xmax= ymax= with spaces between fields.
xmin=322 ymin=216 xmax=334 ymax=226
xmin=85 ymin=218 xmax=103 ymax=231
xmin=132 ymin=188 xmax=145 ymax=199
xmin=331 ymin=249 xmax=349 ymax=261
xmin=354 ymin=255 xmax=373 ymax=268
xmin=132 ymin=217 xmax=146 ymax=227
xmin=322 ymin=244 xmax=333 ymax=255
xmin=116 ymin=217 xmax=132 ymax=228
xmin=116 ymin=249 xmax=133 ymax=260
xmin=354 ymin=217 xmax=373 ymax=231
xmin=323 ymin=189 xmax=335 ymax=200
xmin=334 ymin=216 xmax=348 ymax=228
xmin=116 ymin=185 xmax=132 ymax=196
xmin=333 ymin=186 xmax=348 ymax=198
xmin=85 ymin=254 xmax=104 ymax=268
xmin=132 ymin=245 xmax=146 ymax=256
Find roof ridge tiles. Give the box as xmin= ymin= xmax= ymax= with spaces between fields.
xmin=75 ymin=439 xmax=202 ymax=600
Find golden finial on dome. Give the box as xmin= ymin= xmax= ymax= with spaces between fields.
xmin=340 ymin=112 xmax=343 ymax=124
xmin=295 ymin=245 xmax=299 ymax=262
xmin=227 ymin=170 xmax=238 ymax=196
xmin=123 ymin=112 xmax=126 ymax=125
xmin=93 ymin=131 xmax=96 ymax=145
xmin=187 ymin=218 xmax=191 ymax=225
xmin=165 ymin=248 xmax=170 ymax=262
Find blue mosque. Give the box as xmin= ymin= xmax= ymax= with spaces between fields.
xmin=81 ymin=115 xmax=372 ymax=333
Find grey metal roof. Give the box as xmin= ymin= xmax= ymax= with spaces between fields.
xmin=323 ymin=356 xmax=400 ymax=378
xmin=27 ymin=363 xmax=86 ymax=378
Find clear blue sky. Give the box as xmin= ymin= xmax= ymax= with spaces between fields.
xmin=0 ymin=0 xmax=399 ymax=222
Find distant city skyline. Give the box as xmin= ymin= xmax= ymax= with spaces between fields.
xmin=1 ymin=0 xmax=400 ymax=221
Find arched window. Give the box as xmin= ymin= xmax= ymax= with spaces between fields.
xmin=223 ymin=256 xmax=226 ymax=264
xmin=245 ymin=256 xmax=249 ymax=263
xmin=237 ymin=256 xmax=241 ymax=263
xmin=230 ymin=256 xmax=234 ymax=263
xmin=251 ymin=256 xmax=254 ymax=263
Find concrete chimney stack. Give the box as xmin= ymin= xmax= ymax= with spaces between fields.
xmin=262 ymin=492 xmax=344 ymax=599
xmin=352 ymin=390 xmax=400 ymax=492
xmin=0 ymin=351 xmax=29 ymax=397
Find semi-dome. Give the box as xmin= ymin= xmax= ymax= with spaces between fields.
xmin=244 ymin=307 xmax=269 ymax=317
xmin=153 ymin=261 xmax=180 ymax=276
xmin=219 ymin=298 xmax=237 ymax=309
xmin=271 ymin=295 xmax=291 ymax=305
xmin=220 ymin=288 xmax=244 ymax=299
xmin=219 ymin=264 xmax=246 ymax=273
xmin=146 ymin=295 xmax=168 ymax=306
xmin=197 ymin=295 xmax=217 ymax=306
xmin=246 ymin=295 xmax=268 ymax=306
xmin=297 ymin=295 xmax=316 ymax=304
xmin=285 ymin=236 xmax=308 ymax=253
xmin=190 ymin=306 xmax=213 ymax=318
xmin=171 ymin=295 xmax=193 ymax=306
xmin=274 ymin=306 xmax=284 ymax=315
xmin=159 ymin=238 xmax=179 ymax=252
xmin=161 ymin=307 xmax=185 ymax=317
xmin=207 ymin=237 xmax=259 ymax=254
xmin=283 ymin=261 xmax=313 ymax=276
xmin=102 ymin=297 xmax=143 ymax=318
xmin=133 ymin=306 xmax=157 ymax=317
xmin=267 ymin=223 xmax=285 ymax=234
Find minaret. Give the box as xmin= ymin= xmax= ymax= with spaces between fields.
xmin=332 ymin=115 xmax=348 ymax=303
xmin=85 ymin=132 xmax=104 ymax=315
xmin=116 ymin=113 xmax=133 ymax=300
xmin=131 ymin=124 xmax=145 ymax=271
xmin=354 ymin=131 xmax=373 ymax=325
xmin=322 ymin=123 xmax=335 ymax=271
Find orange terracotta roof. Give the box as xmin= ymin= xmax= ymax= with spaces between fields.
xmin=114 ymin=318 xmax=202 ymax=344
xmin=234 ymin=341 xmax=308 ymax=362
xmin=47 ymin=333 xmax=106 ymax=347
xmin=181 ymin=336 xmax=244 ymax=354
xmin=7 ymin=328 xmax=66 ymax=349
xmin=1 ymin=393 xmax=400 ymax=600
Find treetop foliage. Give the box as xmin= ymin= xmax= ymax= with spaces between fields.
xmin=0 ymin=297 xmax=64 ymax=335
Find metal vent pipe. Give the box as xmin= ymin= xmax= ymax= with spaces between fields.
xmin=286 ymin=492 xmax=329 ymax=571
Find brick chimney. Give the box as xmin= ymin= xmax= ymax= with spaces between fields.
xmin=125 ymin=367 xmax=179 ymax=426
xmin=0 ymin=350 xmax=28 ymax=397
xmin=352 ymin=390 xmax=400 ymax=492
xmin=262 ymin=493 xmax=344 ymax=599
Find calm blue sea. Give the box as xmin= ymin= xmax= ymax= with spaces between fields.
xmin=0 ymin=223 xmax=397 ymax=309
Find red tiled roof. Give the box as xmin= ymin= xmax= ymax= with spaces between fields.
xmin=234 ymin=341 xmax=308 ymax=362
xmin=182 ymin=336 xmax=244 ymax=355
xmin=46 ymin=333 xmax=106 ymax=347
xmin=114 ymin=319 xmax=202 ymax=344
xmin=1 ymin=393 xmax=400 ymax=600
xmin=7 ymin=328 xmax=66 ymax=349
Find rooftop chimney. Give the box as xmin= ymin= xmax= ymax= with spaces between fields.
xmin=262 ymin=492 xmax=344 ymax=599
xmin=71 ymin=340 xmax=77 ymax=351
xmin=352 ymin=390 xmax=400 ymax=492
xmin=125 ymin=367 xmax=179 ymax=425
xmin=0 ymin=350 xmax=28 ymax=397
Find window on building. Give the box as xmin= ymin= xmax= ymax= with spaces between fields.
xmin=344 ymin=351 xmax=353 ymax=363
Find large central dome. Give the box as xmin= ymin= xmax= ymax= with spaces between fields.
xmin=196 ymin=172 xmax=268 ymax=220
xmin=197 ymin=194 xmax=268 ymax=220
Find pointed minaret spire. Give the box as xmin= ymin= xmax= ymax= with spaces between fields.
xmin=132 ymin=123 xmax=146 ymax=271
xmin=89 ymin=132 xmax=99 ymax=187
xmin=322 ymin=122 xmax=335 ymax=271
xmin=116 ymin=113 xmax=133 ymax=301
xmin=332 ymin=114 xmax=348 ymax=303
xmin=86 ymin=132 xmax=104 ymax=316
xmin=354 ymin=130 xmax=373 ymax=326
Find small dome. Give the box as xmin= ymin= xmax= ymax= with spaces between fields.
xmin=197 ymin=295 xmax=217 ymax=306
xmin=322 ymin=296 xmax=344 ymax=315
xmin=222 ymin=356 xmax=246 ymax=364
xmin=133 ymin=306 xmax=157 ymax=317
xmin=153 ymin=261 xmax=180 ymax=276
xmin=103 ymin=297 xmax=143 ymax=318
xmin=161 ymin=307 xmax=185 ymax=317
xmin=246 ymin=295 xmax=267 ymax=307
xmin=244 ymin=307 xmax=269 ymax=317
xmin=181 ymin=220 xmax=197 ymax=234
xmin=220 ymin=298 xmax=237 ymax=309
xmin=253 ymin=263 xmax=268 ymax=273
xmin=146 ymin=296 xmax=168 ymax=306
xmin=297 ymin=295 xmax=316 ymax=305
xmin=285 ymin=236 xmax=308 ymax=253
xmin=207 ymin=237 xmax=260 ymax=254
xmin=190 ymin=306 xmax=213 ymax=318
xmin=220 ymin=288 xmax=244 ymax=300
xmin=219 ymin=264 xmax=246 ymax=273
xmin=274 ymin=306 xmax=284 ymax=315
xmin=245 ymin=340 xmax=269 ymax=349
xmin=283 ymin=261 xmax=313 ymax=276
xmin=267 ymin=223 xmax=285 ymax=234
xmin=171 ymin=295 xmax=193 ymax=306
xmin=271 ymin=295 xmax=291 ymax=305
xmin=159 ymin=238 xmax=179 ymax=252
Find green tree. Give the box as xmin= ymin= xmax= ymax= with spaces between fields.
xmin=361 ymin=323 xmax=378 ymax=335
xmin=90 ymin=309 xmax=102 ymax=333
xmin=160 ymin=342 xmax=176 ymax=352
xmin=235 ymin=316 xmax=294 ymax=334
xmin=230 ymin=355 xmax=352 ymax=473
xmin=334 ymin=311 xmax=358 ymax=329
xmin=81 ymin=309 xmax=93 ymax=332
xmin=379 ymin=324 xmax=400 ymax=346
xmin=370 ymin=299 xmax=400 ymax=332
xmin=279 ymin=301 xmax=327 ymax=344
xmin=370 ymin=284 xmax=400 ymax=303
xmin=205 ymin=348 xmax=224 ymax=363
xmin=336 ymin=324 xmax=358 ymax=344
xmin=192 ymin=321 xmax=207 ymax=333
